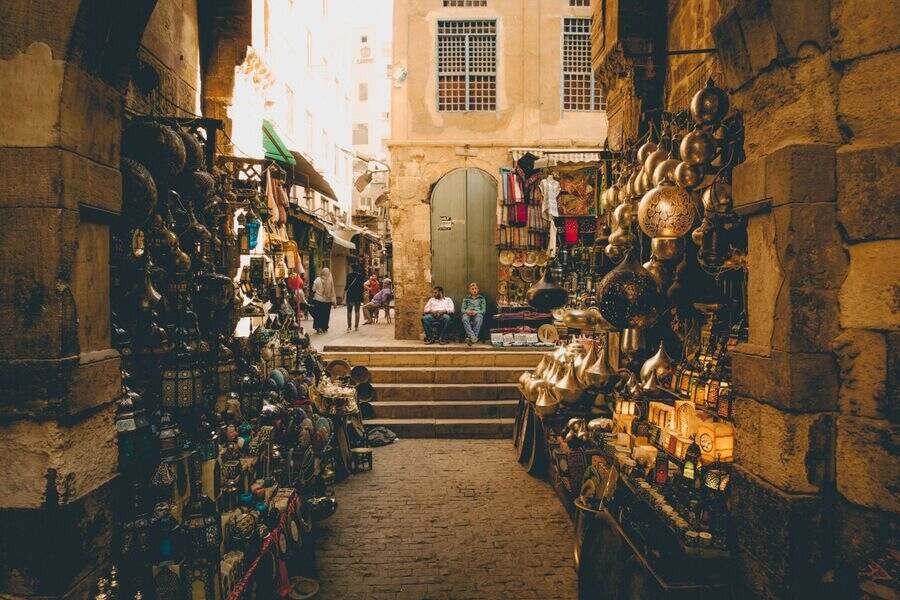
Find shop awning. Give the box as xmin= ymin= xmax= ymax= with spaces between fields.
xmin=510 ymin=147 xmax=614 ymax=168
xmin=328 ymin=229 xmax=356 ymax=250
xmin=262 ymin=120 xmax=296 ymax=166
xmin=290 ymin=151 xmax=337 ymax=201
xmin=289 ymin=205 xmax=328 ymax=230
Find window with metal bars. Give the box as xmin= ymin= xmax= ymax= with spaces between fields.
xmin=568 ymin=0 xmax=590 ymax=6
xmin=562 ymin=17 xmax=604 ymax=111
xmin=442 ymin=0 xmax=487 ymax=6
xmin=437 ymin=20 xmax=497 ymax=111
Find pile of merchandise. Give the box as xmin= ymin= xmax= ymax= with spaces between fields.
xmin=104 ymin=117 xmax=372 ymax=600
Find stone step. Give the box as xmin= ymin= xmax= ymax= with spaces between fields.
xmin=374 ymin=383 xmax=520 ymax=401
xmin=321 ymin=350 xmax=544 ymax=368
xmin=371 ymin=400 xmax=518 ymax=420
xmin=323 ymin=344 xmax=550 ymax=353
xmin=367 ymin=366 xmax=523 ymax=384
xmin=367 ymin=418 xmax=514 ymax=439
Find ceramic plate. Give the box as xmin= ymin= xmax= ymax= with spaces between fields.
xmin=499 ymin=250 xmax=514 ymax=266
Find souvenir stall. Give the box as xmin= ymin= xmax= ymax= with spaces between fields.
xmin=105 ymin=116 xmax=375 ymax=600
xmin=514 ymin=81 xmax=746 ymax=598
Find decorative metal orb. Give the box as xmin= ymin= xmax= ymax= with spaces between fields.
xmin=701 ymin=179 xmax=733 ymax=213
xmin=674 ymin=161 xmax=703 ymax=189
xmin=638 ymin=181 xmax=695 ymax=239
xmin=121 ymin=157 xmax=157 ymax=225
xmin=651 ymin=237 xmax=684 ymax=260
xmin=679 ymin=129 xmax=717 ymax=166
xmin=639 ymin=168 xmax=653 ymax=195
xmin=627 ymin=171 xmax=640 ymax=199
xmin=644 ymin=149 xmax=670 ymax=182
xmin=652 ymin=158 xmax=680 ymax=187
xmin=618 ymin=175 xmax=632 ymax=204
xmin=122 ymin=122 xmax=187 ymax=185
xmin=597 ymin=252 xmax=663 ymax=330
xmin=614 ymin=200 xmax=637 ymax=228
xmin=690 ymin=79 xmax=730 ymax=127
xmin=637 ymin=141 xmax=657 ymax=164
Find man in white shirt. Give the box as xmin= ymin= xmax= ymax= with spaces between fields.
xmin=422 ymin=286 xmax=455 ymax=344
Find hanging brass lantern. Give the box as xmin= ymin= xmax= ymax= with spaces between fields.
xmin=680 ymin=129 xmax=717 ymax=166
xmin=690 ymin=79 xmax=730 ymax=127
xmin=597 ymin=252 xmax=663 ymax=330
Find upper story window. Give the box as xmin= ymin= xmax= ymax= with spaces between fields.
xmin=353 ymin=123 xmax=369 ymax=145
xmin=437 ymin=20 xmax=497 ymax=111
xmin=569 ymin=0 xmax=590 ymax=6
xmin=443 ymin=1 xmax=487 ymax=6
xmin=562 ymin=18 xmax=604 ymax=111
xmin=359 ymin=82 xmax=369 ymax=101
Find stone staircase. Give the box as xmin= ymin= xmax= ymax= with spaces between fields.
xmin=320 ymin=345 xmax=544 ymax=438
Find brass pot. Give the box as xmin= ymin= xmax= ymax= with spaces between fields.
xmin=640 ymin=341 xmax=674 ymax=391
xmin=584 ymin=339 xmax=615 ymax=388
xmin=637 ymin=141 xmax=657 ymax=164
xmin=554 ymin=362 xmax=584 ymax=405
xmin=524 ymin=376 xmax=546 ymax=403
xmin=680 ymin=129 xmax=717 ymax=166
xmin=535 ymin=382 xmax=560 ymax=416
xmin=652 ymin=158 xmax=680 ymax=187
xmin=674 ymin=161 xmax=703 ymax=190
xmin=643 ymin=149 xmax=670 ymax=183
xmin=576 ymin=340 xmax=600 ymax=384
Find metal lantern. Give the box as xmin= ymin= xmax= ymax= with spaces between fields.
xmin=638 ymin=180 xmax=695 ymax=240
xmin=682 ymin=437 xmax=702 ymax=483
xmin=157 ymin=412 xmax=182 ymax=460
xmin=183 ymin=461 xmax=222 ymax=599
xmin=161 ymin=336 xmax=205 ymax=415
xmin=115 ymin=387 xmax=154 ymax=478
xmin=597 ymin=252 xmax=663 ymax=330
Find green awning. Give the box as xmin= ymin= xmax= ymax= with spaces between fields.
xmin=262 ymin=119 xmax=296 ymax=165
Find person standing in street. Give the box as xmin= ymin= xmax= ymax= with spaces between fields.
xmin=311 ymin=267 xmax=337 ymax=333
xmin=422 ymin=286 xmax=454 ymax=344
xmin=344 ymin=263 xmax=365 ymax=332
xmin=460 ymin=282 xmax=486 ymax=345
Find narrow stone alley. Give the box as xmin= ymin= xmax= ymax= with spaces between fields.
xmin=314 ymin=440 xmax=577 ymax=600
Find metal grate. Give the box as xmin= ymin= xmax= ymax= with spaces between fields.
xmin=562 ymin=18 xmax=604 ymax=111
xmin=437 ymin=20 xmax=497 ymax=111
xmin=443 ymin=0 xmax=487 ymax=6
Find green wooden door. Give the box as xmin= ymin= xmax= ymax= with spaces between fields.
xmin=430 ymin=168 xmax=498 ymax=311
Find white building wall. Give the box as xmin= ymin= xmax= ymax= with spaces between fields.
xmin=230 ymin=0 xmax=357 ymax=221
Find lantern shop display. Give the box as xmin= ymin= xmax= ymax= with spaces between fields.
xmin=513 ymin=80 xmax=746 ymax=591
xmin=104 ymin=116 xmax=377 ymax=600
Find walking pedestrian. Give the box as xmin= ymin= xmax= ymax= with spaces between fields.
xmin=345 ymin=263 xmax=365 ymax=332
xmin=311 ymin=267 xmax=336 ymax=333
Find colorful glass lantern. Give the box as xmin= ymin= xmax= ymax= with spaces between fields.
xmin=682 ymin=437 xmax=701 ymax=481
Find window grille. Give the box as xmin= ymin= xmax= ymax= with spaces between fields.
xmin=442 ymin=0 xmax=487 ymax=6
xmin=437 ymin=20 xmax=497 ymax=111
xmin=562 ymin=18 xmax=604 ymax=111
xmin=569 ymin=0 xmax=590 ymax=6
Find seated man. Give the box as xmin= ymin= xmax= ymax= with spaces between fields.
xmin=422 ymin=286 xmax=454 ymax=344
xmin=460 ymin=282 xmax=486 ymax=345
xmin=362 ymin=279 xmax=393 ymax=324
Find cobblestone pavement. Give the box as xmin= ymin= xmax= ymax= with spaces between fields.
xmin=314 ymin=439 xmax=577 ymax=600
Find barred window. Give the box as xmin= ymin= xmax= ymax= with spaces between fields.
xmin=569 ymin=0 xmax=590 ymax=6
xmin=437 ymin=20 xmax=497 ymax=111
xmin=443 ymin=0 xmax=487 ymax=6
xmin=562 ymin=18 xmax=604 ymax=111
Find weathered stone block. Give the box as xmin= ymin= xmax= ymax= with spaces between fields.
xmin=733 ymin=396 xmax=835 ymax=493
xmin=732 ymin=345 xmax=839 ymax=412
xmin=769 ymin=0 xmax=831 ymax=56
xmin=727 ymin=465 xmax=831 ymax=598
xmin=838 ymin=51 xmax=900 ymax=144
xmin=767 ymin=144 xmax=837 ymax=207
xmin=836 ymin=143 xmax=900 ymax=242
xmin=732 ymin=153 xmax=767 ymax=208
xmin=889 ymin=332 xmax=900 ymax=422
xmin=772 ymin=287 xmax=841 ymax=354
xmin=58 ymin=63 xmax=122 ymax=168
xmin=72 ymin=220 xmax=111 ymax=352
xmin=0 ymin=477 xmax=116 ymax=597
xmin=839 ymin=240 xmax=900 ymax=331
xmin=773 ymin=202 xmax=847 ymax=289
xmin=832 ymin=0 xmax=900 ymax=62
xmin=836 ymin=416 xmax=900 ymax=513
xmin=832 ymin=329 xmax=892 ymax=421
xmin=744 ymin=212 xmax=781 ymax=348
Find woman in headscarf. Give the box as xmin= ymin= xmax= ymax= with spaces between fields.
xmin=311 ymin=267 xmax=337 ymax=333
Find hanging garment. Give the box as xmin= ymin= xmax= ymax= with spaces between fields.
xmin=564 ymin=218 xmax=579 ymax=245
xmin=540 ymin=174 xmax=561 ymax=257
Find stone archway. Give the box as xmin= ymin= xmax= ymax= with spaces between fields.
xmin=0 ymin=2 xmax=161 ymax=597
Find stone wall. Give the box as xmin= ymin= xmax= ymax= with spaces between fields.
xmin=596 ymin=0 xmax=899 ymax=597
xmin=0 ymin=1 xmax=205 ymax=597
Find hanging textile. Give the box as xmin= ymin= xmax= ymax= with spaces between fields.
xmin=554 ymin=164 xmax=599 ymax=216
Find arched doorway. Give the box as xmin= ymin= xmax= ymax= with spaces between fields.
xmin=430 ymin=168 xmax=498 ymax=309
